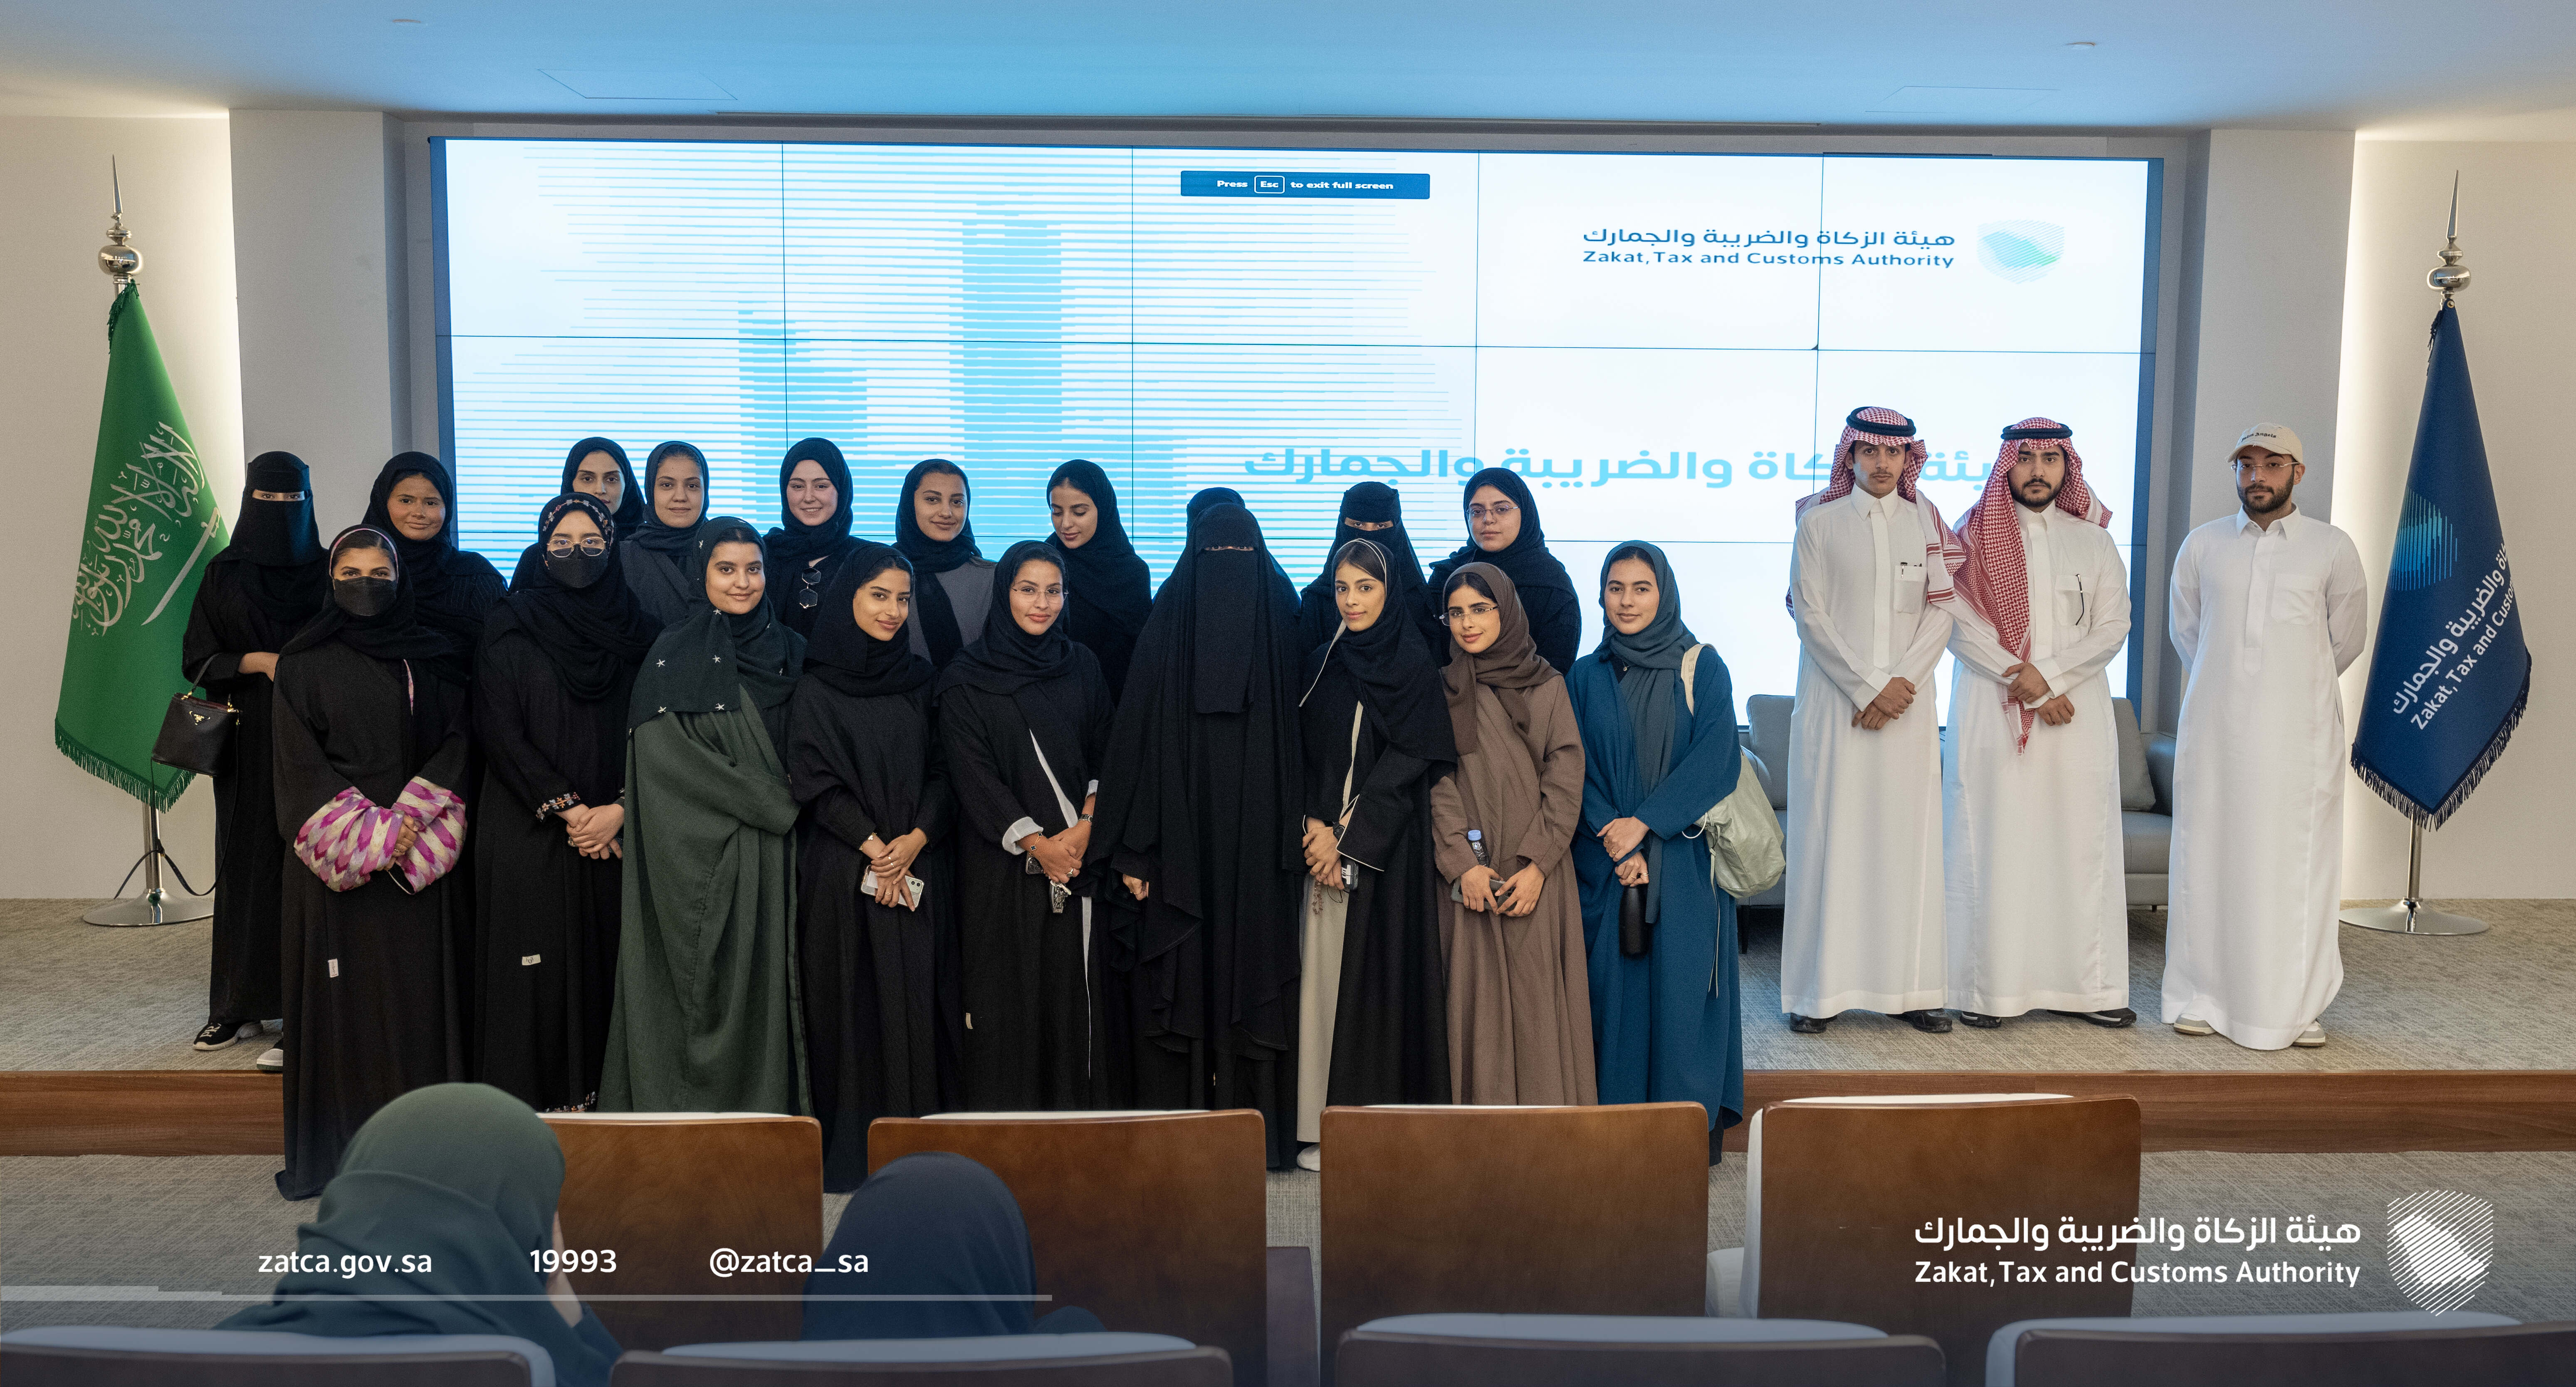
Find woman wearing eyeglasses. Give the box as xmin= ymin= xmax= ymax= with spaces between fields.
xmin=766 ymin=437 xmax=867 ymax=638
xmin=935 ymin=541 xmax=1116 ymax=1109
xmin=1424 ymin=468 xmax=1582 ymax=674
xmin=470 ymin=494 xmax=660 ymax=1113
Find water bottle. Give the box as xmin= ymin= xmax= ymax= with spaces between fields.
xmin=1619 ymin=882 xmax=1650 ymax=957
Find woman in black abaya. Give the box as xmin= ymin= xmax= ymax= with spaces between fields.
xmin=1045 ymin=460 xmax=1152 ymax=699
xmin=362 ymin=453 xmax=508 ymax=673
xmin=473 ymin=494 xmax=660 ymax=1112
xmin=1088 ymin=502 xmax=1306 ymax=1167
xmin=618 ymin=440 xmax=712 ymax=625
xmin=271 ymin=526 xmax=472 ymax=1198
xmin=1292 ymin=538 xmax=1455 ymax=1169
xmin=1424 ymin=467 xmax=1582 ymax=673
xmin=894 ymin=459 xmax=997 ymax=669
xmin=788 ymin=544 xmax=957 ymax=1188
xmin=1295 ymin=482 xmax=1442 ymax=658
xmin=766 ymin=436 xmax=866 ymax=638
xmin=181 ymin=450 xmax=327 ymax=1054
xmin=938 ymin=541 xmax=1117 ymax=1110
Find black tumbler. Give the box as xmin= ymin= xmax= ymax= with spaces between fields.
xmin=1619 ymin=883 xmax=1651 ymax=957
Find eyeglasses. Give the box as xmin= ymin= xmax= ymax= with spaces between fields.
xmin=1011 ymin=583 xmax=1067 ymax=600
xmin=1466 ymin=502 xmax=1518 ymax=524
xmin=544 ymin=537 xmax=609 ymax=557
xmin=1440 ymin=601 xmax=1499 ymax=625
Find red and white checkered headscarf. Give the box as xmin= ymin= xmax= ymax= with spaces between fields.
xmin=1952 ymin=417 xmax=2113 ymax=750
xmin=1786 ymin=406 xmax=1967 ymax=615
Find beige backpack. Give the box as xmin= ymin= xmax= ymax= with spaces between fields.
xmin=1679 ymin=645 xmax=1786 ymax=901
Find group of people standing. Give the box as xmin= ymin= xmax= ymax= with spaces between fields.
xmin=184 ymin=440 xmax=1748 ymax=1194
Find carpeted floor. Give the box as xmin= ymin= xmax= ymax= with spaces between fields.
xmin=7 ymin=1152 xmax=2570 ymax=1331
xmin=6 ymin=897 xmax=2568 ymax=1073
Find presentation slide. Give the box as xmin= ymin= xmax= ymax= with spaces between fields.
xmin=440 ymin=139 xmax=2153 ymax=702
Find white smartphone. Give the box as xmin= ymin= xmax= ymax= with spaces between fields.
xmin=861 ymin=870 xmax=926 ymax=911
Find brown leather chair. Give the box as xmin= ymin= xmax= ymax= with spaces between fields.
xmin=1317 ymin=1103 xmax=1709 ymax=1383
xmin=609 ymin=1338 xmax=1233 ymax=1385
xmin=544 ymin=1113 xmax=825 ymax=1353
xmin=0 ymin=1328 xmax=540 ymax=1386
xmin=866 ymin=1111 xmax=1268 ymax=1386
xmin=1723 ymin=1094 xmax=2140 ymax=1387
xmin=1335 ymin=1313 xmax=1944 ymax=1387
xmin=1999 ymin=1314 xmax=2576 ymax=1387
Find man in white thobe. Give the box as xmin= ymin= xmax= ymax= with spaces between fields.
xmin=2164 ymin=422 xmax=2368 ymax=1049
xmin=1782 ymin=406 xmax=1963 ymax=1034
xmin=1941 ymin=419 xmax=2132 ymax=1029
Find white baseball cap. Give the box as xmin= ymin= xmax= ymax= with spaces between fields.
xmin=2232 ymin=422 xmax=2304 ymax=462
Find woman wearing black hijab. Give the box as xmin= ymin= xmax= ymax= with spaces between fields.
xmin=1296 ymin=482 xmax=1442 ymax=658
xmin=894 ymin=459 xmax=997 ymax=669
xmin=937 ymin=540 xmax=1117 ymax=1110
xmin=802 ymin=1152 xmax=1102 ymax=1339
xmin=788 ymin=544 xmax=957 ymax=1188
xmin=1045 ymin=459 xmax=1152 ymax=699
xmin=473 ymin=494 xmax=661 ymax=1113
xmin=1424 ymin=467 xmax=1582 ymax=674
xmin=180 ymin=451 xmax=326 ymax=1056
xmin=601 ymin=520 xmax=807 ymax=1114
xmin=618 ymin=441 xmax=712 ymax=625
xmin=1088 ymin=502 xmax=1306 ymax=1167
xmin=562 ymin=437 xmax=644 ymax=533
xmin=766 ymin=436 xmax=865 ymax=638
xmin=271 ymin=526 xmax=472 ymax=1198
xmin=361 ymin=452 xmax=509 ymax=675
xmin=1291 ymin=538 xmax=1456 ymax=1170
xmin=1184 ymin=485 xmax=1297 ymax=602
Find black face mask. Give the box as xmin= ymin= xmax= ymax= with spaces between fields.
xmin=544 ymin=549 xmax=612 ymax=591
xmin=333 ymin=576 xmax=397 ymax=617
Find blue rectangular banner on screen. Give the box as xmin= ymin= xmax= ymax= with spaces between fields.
xmin=438 ymin=139 xmax=2154 ymax=703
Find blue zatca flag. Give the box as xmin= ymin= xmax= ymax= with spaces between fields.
xmin=2351 ymin=302 xmax=2530 ymax=826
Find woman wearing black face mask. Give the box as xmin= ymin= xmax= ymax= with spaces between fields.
xmin=181 ymin=451 xmax=328 ymax=1061
xmin=271 ymin=527 xmax=474 ymax=1198
xmin=472 ymin=495 xmax=661 ymax=1112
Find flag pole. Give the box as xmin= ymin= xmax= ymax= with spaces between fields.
xmin=82 ymin=159 xmax=214 ymax=929
xmin=2341 ymin=173 xmax=2488 ymax=938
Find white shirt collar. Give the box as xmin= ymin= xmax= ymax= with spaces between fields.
xmin=2230 ymin=503 xmax=2301 ymax=537
xmin=1853 ymin=486 xmax=1904 ymax=519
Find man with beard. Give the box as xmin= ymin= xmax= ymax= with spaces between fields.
xmin=2164 ymin=424 xmax=2367 ymax=1049
xmin=1941 ymin=419 xmax=2131 ymax=1030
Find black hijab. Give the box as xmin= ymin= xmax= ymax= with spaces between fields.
xmin=893 ymin=459 xmax=983 ymax=667
xmin=489 ymin=494 xmax=661 ymax=702
xmin=1299 ymin=482 xmax=1436 ymax=656
xmin=1426 ymin=467 xmax=1579 ymax=607
xmin=635 ymin=441 xmax=710 ymax=558
xmin=765 ymin=436 xmax=857 ymax=575
xmin=802 ymin=544 xmax=935 ymax=700
xmin=360 ymin=452 xmax=504 ymax=655
xmin=937 ymin=541 xmax=1080 ymax=698
xmin=1045 ymin=460 xmax=1152 ymax=670
xmin=283 ymin=525 xmax=462 ymax=681
xmin=1182 ymin=486 xmax=1297 ymax=603
xmin=561 ymin=437 xmax=644 ymax=532
xmin=801 ymin=1152 xmax=1099 ymax=1339
xmin=625 ymin=519 xmax=803 ymax=737
xmin=213 ymin=450 xmax=327 ymax=623
xmin=1299 ymin=538 xmax=1457 ymax=766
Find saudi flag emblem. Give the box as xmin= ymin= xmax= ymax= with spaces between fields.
xmin=1977 ymin=220 xmax=2064 ymax=283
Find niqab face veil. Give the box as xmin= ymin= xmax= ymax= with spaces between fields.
xmin=221 ymin=450 xmax=328 ymax=622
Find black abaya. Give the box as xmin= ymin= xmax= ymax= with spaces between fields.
xmin=1423 ymin=468 xmax=1583 ymax=674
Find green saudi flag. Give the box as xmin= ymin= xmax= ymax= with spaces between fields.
xmin=55 ymin=283 xmax=227 ymax=809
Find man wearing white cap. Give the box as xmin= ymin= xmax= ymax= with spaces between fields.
xmin=2163 ymin=423 xmax=2368 ymax=1048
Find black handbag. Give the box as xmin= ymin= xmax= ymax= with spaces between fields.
xmin=152 ymin=657 xmax=236 ymax=776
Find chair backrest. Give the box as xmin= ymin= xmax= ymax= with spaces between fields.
xmin=865 ymin=1110 xmax=1268 ymax=1386
xmin=1318 ymin=1103 xmax=1708 ymax=1382
xmin=1746 ymin=1095 xmax=2138 ymax=1386
xmin=0 ymin=1328 xmax=543 ymax=1387
xmin=1742 ymin=695 xmax=1791 ymax=808
xmin=543 ymin=1113 xmax=824 ymax=1352
xmin=1336 ymin=1315 xmax=1944 ymax=1387
xmin=2005 ymin=1316 xmax=2576 ymax=1387
xmin=609 ymin=1343 xmax=1234 ymax=1386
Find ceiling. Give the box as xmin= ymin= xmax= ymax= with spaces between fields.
xmin=4 ymin=0 xmax=2573 ymax=138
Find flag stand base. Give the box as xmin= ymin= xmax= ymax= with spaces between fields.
xmin=84 ymin=802 xmax=213 ymax=928
xmin=2339 ymin=822 xmax=2487 ymax=936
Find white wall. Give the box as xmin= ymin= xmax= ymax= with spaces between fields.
xmin=2334 ymin=139 xmax=2576 ymax=900
xmin=0 ymin=115 xmax=239 ymax=897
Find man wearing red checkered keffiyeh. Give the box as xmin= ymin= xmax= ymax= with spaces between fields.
xmin=1780 ymin=407 xmax=1966 ymax=1037
xmin=1939 ymin=417 xmax=2134 ymax=1032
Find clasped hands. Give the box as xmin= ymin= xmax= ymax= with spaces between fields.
xmin=1302 ymin=816 xmax=1345 ymax=890
xmin=1853 ymin=675 xmax=1916 ymax=730
xmin=1598 ymin=815 xmax=1651 ymax=888
xmin=1019 ymin=818 xmax=1090 ymax=887
xmin=558 ymin=803 xmax=624 ymax=860
xmin=2002 ymin=663 xmax=2075 ymax=726
xmin=861 ymin=828 xmax=930 ymax=907
xmin=1459 ymin=860 xmax=1545 ymax=917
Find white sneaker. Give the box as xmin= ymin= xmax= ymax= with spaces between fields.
xmin=2292 ymin=1021 xmax=2326 ymax=1048
xmin=255 ymin=1046 xmax=285 ymax=1073
xmin=2173 ymin=1016 xmax=2214 ymax=1036
xmin=1295 ymin=1144 xmax=1321 ymax=1172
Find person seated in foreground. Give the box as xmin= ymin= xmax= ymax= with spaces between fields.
xmin=219 ymin=1082 xmax=621 ymax=1387
xmin=803 ymin=1152 xmax=1104 ymax=1339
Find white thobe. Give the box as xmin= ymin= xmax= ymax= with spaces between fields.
xmin=2163 ymin=507 xmax=2368 ymax=1048
xmin=1783 ymin=489 xmax=1954 ymax=1017
xmin=1943 ymin=505 xmax=2132 ymax=1016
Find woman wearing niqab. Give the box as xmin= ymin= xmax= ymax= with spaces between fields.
xmin=270 ymin=524 xmax=472 ymax=1197
xmin=1296 ymin=482 xmax=1441 ymax=657
xmin=1424 ymin=467 xmax=1582 ymax=674
xmin=181 ymin=450 xmax=326 ymax=1052
xmin=1044 ymin=459 xmax=1152 ymax=699
xmin=765 ymin=436 xmax=866 ymax=638
xmin=600 ymin=519 xmax=808 ymax=1114
xmin=1087 ymin=502 xmax=1306 ymax=1168
xmin=473 ymin=494 xmax=660 ymax=1112
xmin=787 ymin=544 xmax=958 ymax=1189
xmin=894 ymin=459 xmax=998 ymax=669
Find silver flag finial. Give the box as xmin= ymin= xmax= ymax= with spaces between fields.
xmin=98 ymin=157 xmax=140 ymax=289
xmin=2429 ymin=171 xmax=2469 ymax=301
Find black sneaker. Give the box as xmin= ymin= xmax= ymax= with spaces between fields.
xmin=1899 ymin=1009 xmax=1954 ymax=1033
xmin=2048 ymin=1007 xmax=2138 ymax=1029
xmin=194 ymin=1020 xmax=259 ymax=1051
xmin=1955 ymin=1010 xmax=2004 ymax=1029
xmin=1788 ymin=1014 xmax=1831 ymax=1034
